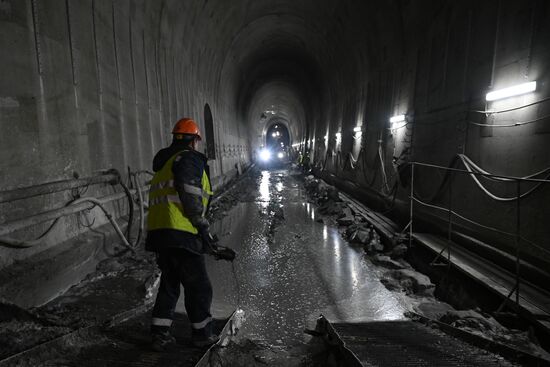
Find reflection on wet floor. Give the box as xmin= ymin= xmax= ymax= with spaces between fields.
xmin=179 ymin=169 xmax=406 ymax=345
xmin=258 ymin=170 xmax=271 ymax=205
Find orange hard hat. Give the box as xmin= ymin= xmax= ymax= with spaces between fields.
xmin=172 ymin=118 xmax=202 ymax=140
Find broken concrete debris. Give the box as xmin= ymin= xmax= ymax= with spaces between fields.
xmin=439 ymin=309 xmax=550 ymax=360
xmin=389 ymin=243 xmax=408 ymax=260
xmin=383 ymin=269 xmax=435 ymax=296
xmin=336 ymin=207 xmax=354 ymax=226
xmin=304 ymin=175 xmax=392 ymax=257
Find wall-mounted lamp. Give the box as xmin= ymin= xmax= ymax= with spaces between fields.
xmin=486 ymin=81 xmax=536 ymax=101
xmin=389 ymin=115 xmax=406 ymax=124
xmin=389 ymin=115 xmax=407 ymax=131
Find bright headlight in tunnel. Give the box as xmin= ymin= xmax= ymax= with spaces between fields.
xmin=260 ymin=148 xmax=271 ymax=161
xmin=277 ymin=152 xmax=284 ymax=159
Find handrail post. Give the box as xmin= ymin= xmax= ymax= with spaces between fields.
xmin=515 ymin=179 xmax=521 ymax=307
xmin=447 ymin=172 xmax=453 ymax=268
xmin=409 ymin=162 xmax=415 ymax=248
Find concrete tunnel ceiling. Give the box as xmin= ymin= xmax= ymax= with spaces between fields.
xmin=160 ymin=0 xmax=403 ymax=152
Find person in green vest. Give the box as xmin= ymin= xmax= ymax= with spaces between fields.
xmin=145 ymin=118 xmax=218 ymax=351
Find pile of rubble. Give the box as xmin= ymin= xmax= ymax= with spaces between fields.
xmin=304 ymin=175 xmax=408 ymax=262
xmin=302 ymin=174 xmax=550 ymax=362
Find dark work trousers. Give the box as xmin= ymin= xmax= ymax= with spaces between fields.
xmin=151 ymin=249 xmax=213 ymax=336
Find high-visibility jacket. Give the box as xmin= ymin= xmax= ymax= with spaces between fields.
xmin=147 ymin=151 xmax=212 ymax=234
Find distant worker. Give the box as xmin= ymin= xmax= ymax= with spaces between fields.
xmin=302 ymin=150 xmax=311 ymax=172
xmin=146 ymin=117 xmax=219 ymax=351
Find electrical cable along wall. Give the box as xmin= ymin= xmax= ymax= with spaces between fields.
xmin=287 ymin=1 xmax=550 ymax=269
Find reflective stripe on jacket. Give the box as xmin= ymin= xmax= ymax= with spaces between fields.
xmin=147 ymin=152 xmax=212 ymax=234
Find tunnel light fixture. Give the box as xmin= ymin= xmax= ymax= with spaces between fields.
xmin=486 ymin=81 xmax=536 ymax=101
xmin=389 ymin=115 xmax=407 ymax=131
xmin=389 ymin=115 xmax=406 ymax=124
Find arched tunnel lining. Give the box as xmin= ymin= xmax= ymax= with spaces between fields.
xmin=0 ymin=0 xmax=548 ymax=312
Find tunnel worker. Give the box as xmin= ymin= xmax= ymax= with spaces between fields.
xmin=145 ymin=117 xmax=218 ymax=351
xmin=302 ymin=150 xmax=311 ymax=172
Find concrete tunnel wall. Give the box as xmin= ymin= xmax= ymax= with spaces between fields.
xmin=1 ymin=0 xmax=550 ymax=291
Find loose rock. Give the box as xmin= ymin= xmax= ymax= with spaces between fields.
xmin=383 ymin=269 xmax=435 ymax=296
xmin=390 ymin=244 xmax=408 ymax=259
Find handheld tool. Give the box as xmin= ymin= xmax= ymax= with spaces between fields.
xmin=202 ymin=232 xmax=236 ymax=261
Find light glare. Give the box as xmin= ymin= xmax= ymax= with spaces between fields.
xmin=389 ymin=115 xmax=406 ymax=123
xmin=486 ymin=81 xmax=536 ymax=101
xmin=259 ymin=148 xmax=271 ymax=161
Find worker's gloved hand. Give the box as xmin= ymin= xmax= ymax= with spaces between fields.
xmin=199 ymin=229 xmax=218 ymax=252
xmin=212 ymin=245 xmax=236 ymax=262
xmin=199 ymin=229 xmax=236 ymax=262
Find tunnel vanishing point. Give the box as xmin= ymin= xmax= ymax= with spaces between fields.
xmin=1 ymin=0 xmax=550 ymax=363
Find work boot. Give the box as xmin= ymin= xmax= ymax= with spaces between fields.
xmin=151 ymin=330 xmax=176 ymax=352
xmin=191 ymin=322 xmax=219 ymax=348
xmin=191 ymin=334 xmax=220 ymax=348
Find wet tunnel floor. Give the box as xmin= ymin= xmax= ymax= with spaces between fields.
xmin=202 ymin=169 xmax=407 ymax=346
xmin=2 ymin=168 xmax=534 ymax=366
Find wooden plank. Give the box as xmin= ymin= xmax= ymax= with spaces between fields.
xmin=339 ymin=193 xmax=397 ymax=241
xmin=341 ymin=193 xmax=399 ymax=232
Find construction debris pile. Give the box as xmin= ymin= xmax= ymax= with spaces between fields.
xmin=302 ymin=174 xmax=550 ymax=361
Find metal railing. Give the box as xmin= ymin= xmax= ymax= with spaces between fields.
xmin=407 ymin=161 xmax=550 ymax=310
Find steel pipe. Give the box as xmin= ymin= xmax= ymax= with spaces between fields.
xmin=0 ymin=172 xmax=120 ymax=204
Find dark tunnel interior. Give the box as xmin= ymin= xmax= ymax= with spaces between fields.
xmin=1 ymin=0 xmax=550 ymax=364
